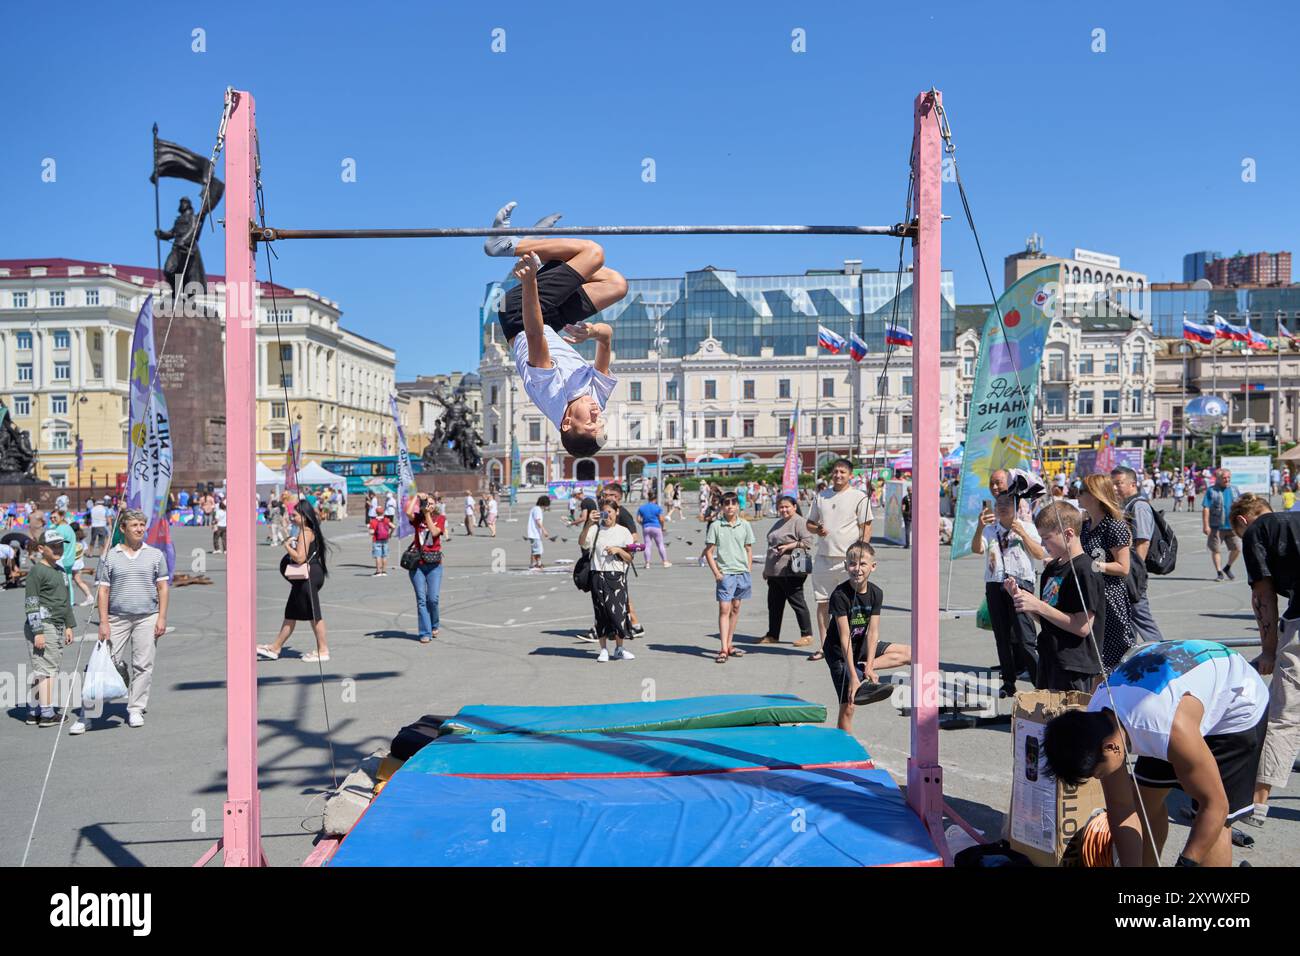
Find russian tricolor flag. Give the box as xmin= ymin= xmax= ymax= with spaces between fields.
xmin=1215 ymin=315 xmax=1249 ymax=342
xmin=1248 ymin=328 xmax=1271 ymax=350
xmin=817 ymin=325 xmax=847 ymax=354
xmin=1279 ymin=319 xmax=1296 ymax=341
xmin=885 ymin=324 xmax=913 ymax=347
xmin=848 ymin=331 xmax=868 ymax=362
xmin=1182 ymin=317 xmax=1215 ymax=344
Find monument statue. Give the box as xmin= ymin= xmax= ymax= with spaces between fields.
xmin=0 ymin=404 xmax=40 ymax=481
xmin=156 ymin=197 xmax=208 ymax=292
xmin=421 ymin=387 xmax=484 ymax=472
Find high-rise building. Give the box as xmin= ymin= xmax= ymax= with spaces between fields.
xmin=1204 ymin=251 xmax=1292 ymax=287
xmin=1182 ymin=250 xmax=1221 ymax=282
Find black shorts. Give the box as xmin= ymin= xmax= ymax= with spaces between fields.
xmin=497 ymin=260 xmax=598 ymax=342
xmin=826 ymin=642 xmax=893 ymax=704
xmin=1133 ymin=712 xmax=1268 ymax=821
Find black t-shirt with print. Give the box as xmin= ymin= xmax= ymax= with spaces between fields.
xmin=1037 ymin=553 xmax=1106 ymax=676
xmin=1243 ymin=511 xmax=1300 ymax=618
xmin=616 ymin=506 xmax=637 ymax=537
xmin=825 ymin=580 xmax=883 ymax=664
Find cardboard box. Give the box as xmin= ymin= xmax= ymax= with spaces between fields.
xmin=1007 ymin=691 xmax=1106 ymax=867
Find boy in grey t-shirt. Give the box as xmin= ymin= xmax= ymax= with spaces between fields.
xmin=487 ymin=202 xmax=628 ymax=459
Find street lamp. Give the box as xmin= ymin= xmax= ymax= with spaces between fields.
xmin=649 ymin=304 xmax=670 ymax=496
xmin=73 ymin=392 xmax=90 ymax=491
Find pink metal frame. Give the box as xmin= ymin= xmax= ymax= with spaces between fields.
xmin=211 ymin=88 xmax=947 ymax=866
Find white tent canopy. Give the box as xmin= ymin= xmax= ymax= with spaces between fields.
xmin=255 ymin=461 xmax=283 ymax=486
xmin=295 ymin=462 xmax=347 ymax=491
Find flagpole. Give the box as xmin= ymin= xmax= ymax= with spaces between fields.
xmin=1212 ymin=311 xmax=1219 ymax=466
xmin=1180 ymin=313 xmax=1187 ymax=477
xmin=152 ymin=123 xmax=162 ymax=284
xmin=1244 ymin=312 xmax=1252 ymax=450
xmin=1278 ymin=310 xmax=1285 ymax=460
xmin=813 ymin=344 xmax=821 ymax=477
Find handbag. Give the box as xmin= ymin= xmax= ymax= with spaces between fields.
xmin=399 ymin=542 xmax=422 ymax=571
xmin=789 ymin=548 xmax=811 ymax=575
xmin=573 ymin=523 xmax=600 ymax=592
xmin=284 ymin=562 xmax=310 ymax=580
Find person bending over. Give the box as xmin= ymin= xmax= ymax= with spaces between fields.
xmin=1043 ymin=640 xmax=1268 ymax=867
xmin=488 ymin=202 xmax=629 ymax=460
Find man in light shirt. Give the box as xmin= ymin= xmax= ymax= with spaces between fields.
xmin=805 ymin=459 xmax=873 ymax=663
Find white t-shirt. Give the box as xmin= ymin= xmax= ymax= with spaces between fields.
xmin=465 ymin=494 xmax=476 ymax=515
xmin=512 ymin=325 xmax=617 ymax=430
xmin=526 ymin=505 xmax=546 ymax=540
xmin=216 ymin=507 xmax=228 ymax=528
xmin=808 ymin=487 xmax=873 ymax=561
xmin=981 ymin=519 xmax=1041 ymax=584
xmin=581 ymin=522 xmax=633 ymax=572
xmin=384 ymin=496 xmax=396 ymax=517
xmin=1142 ymin=478 xmax=1155 ymax=497
xmin=1087 ymin=641 xmax=1268 ymax=761
xmin=488 ymin=498 xmax=498 ymax=518
xmin=90 ymin=504 xmax=109 ymax=529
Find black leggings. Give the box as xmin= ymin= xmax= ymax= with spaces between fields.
xmin=766 ymin=575 xmax=812 ymax=639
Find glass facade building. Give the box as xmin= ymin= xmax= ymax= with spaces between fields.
xmin=481 ymin=266 xmax=955 ymax=360
xmin=1123 ymin=286 xmax=1300 ymax=338
xmin=1182 ymin=251 xmax=1220 ymax=282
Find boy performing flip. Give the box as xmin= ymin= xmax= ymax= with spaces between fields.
xmin=487 ymin=202 xmax=629 ymax=458
xmin=826 ymin=541 xmax=910 ymax=731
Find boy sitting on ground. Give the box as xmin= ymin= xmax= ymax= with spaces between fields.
xmin=488 ymin=202 xmax=629 ymax=459
xmin=826 ymin=541 xmax=910 ymax=731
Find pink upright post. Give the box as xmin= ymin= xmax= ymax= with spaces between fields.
xmin=199 ymin=88 xmax=264 ymax=866
xmin=907 ymin=89 xmax=946 ymax=858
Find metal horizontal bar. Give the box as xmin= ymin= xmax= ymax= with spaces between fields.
xmin=253 ymin=222 xmax=912 ymax=241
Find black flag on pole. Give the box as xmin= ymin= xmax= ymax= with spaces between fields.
xmin=151 ymin=138 xmax=224 ymax=217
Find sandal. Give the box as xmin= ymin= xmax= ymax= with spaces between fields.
xmin=793 ymin=636 xmax=812 ymax=647
xmin=807 ymin=650 xmax=824 ymax=662
xmin=256 ymin=644 xmax=280 ymax=660
xmin=714 ymin=651 xmax=729 ymax=663
xmin=302 ymin=652 xmax=331 ymax=663
xmin=419 ymin=636 xmax=432 ymax=644
xmin=728 ymin=647 xmax=746 ymax=658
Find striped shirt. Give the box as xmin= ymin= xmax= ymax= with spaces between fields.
xmin=95 ymin=543 xmax=169 ymax=615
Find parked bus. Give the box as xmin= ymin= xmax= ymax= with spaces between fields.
xmin=321 ymin=457 xmax=424 ymax=496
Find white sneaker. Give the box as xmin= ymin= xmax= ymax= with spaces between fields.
xmin=79 ymin=597 xmax=95 ymax=606
xmin=614 ymin=647 xmax=635 ymax=661
xmin=128 ymin=712 xmax=144 ymax=728
xmin=596 ymin=648 xmax=610 ymax=662
xmin=68 ymin=720 xmax=86 ymax=735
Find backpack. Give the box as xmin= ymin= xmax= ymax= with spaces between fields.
xmin=573 ymin=523 xmax=600 ymax=593
xmin=373 ymin=518 xmax=390 ymax=542
xmin=1124 ymin=496 xmax=1178 ymax=576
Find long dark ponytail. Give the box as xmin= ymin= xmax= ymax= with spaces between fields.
xmin=295 ymin=498 xmax=329 ymax=576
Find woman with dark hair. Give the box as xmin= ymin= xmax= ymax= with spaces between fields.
xmin=759 ymin=494 xmax=815 ymax=647
xmin=405 ymin=493 xmax=446 ymax=642
xmin=1078 ymin=473 xmax=1134 ymax=670
xmin=258 ymin=499 xmax=330 ymax=662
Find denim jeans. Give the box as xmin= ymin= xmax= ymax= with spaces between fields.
xmin=409 ymin=562 xmax=443 ymax=636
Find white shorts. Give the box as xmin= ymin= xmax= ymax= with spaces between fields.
xmin=811 ymin=555 xmax=847 ymax=603
xmin=72 ymin=559 xmax=85 ymax=572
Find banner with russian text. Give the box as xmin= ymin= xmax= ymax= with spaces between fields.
xmin=389 ymin=394 xmax=417 ymax=538
xmin=952 ymin=265 xmax=1056 ymax=558
xmin=781 ymin=402 xmax=801 ymax=496
xmin=121 ymin=295 xmax=175 ymax=575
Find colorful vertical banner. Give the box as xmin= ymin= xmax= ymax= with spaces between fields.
xmin=389 ymin=394 xmax=417 ymax=538
xmin=781 ymin=402 xmax=801 ymax=496
xmin=952 ymin=265 xmax=1057 ymax=558
xmin=1095 ymin=421 xmax=1121 ymax=474
xmin=122 ymin=295 xmax=175 ymax=575
xmin=1154 ymin=419 xmax=1172 ymax=469
xmin=285 ymin=421 xmax=301 ymax=494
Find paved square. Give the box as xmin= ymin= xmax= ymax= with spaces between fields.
xmin=2 ymin=500 xmax=1294 ymax=866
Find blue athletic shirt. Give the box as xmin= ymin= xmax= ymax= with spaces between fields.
xmin=1087 ymin=640 xmax=1267 ymax=761
xmin=637 ymin=502 xmax=663 ymax=529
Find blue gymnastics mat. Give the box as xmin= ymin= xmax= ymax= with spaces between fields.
xmin=439 ymin=693 xmax=826 ymax=736
xmin=405 ymin=726 xmax=872 ymax=778
xmin=329 ymin=768 xmax=941 ymax=867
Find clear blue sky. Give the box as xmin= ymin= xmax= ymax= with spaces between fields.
xmin=2 ymin=1 xmax=1295 ymax=377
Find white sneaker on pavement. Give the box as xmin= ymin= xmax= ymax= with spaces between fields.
xmin=596 ymin=648 xmax=610 ymax=662
xmin=68 ymin=720 xmax=86 ymax=735
xmin=614 ymin=647 xmax=635 ymax=661
xmin=128 ymin=713 xmax=144 ymax=728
